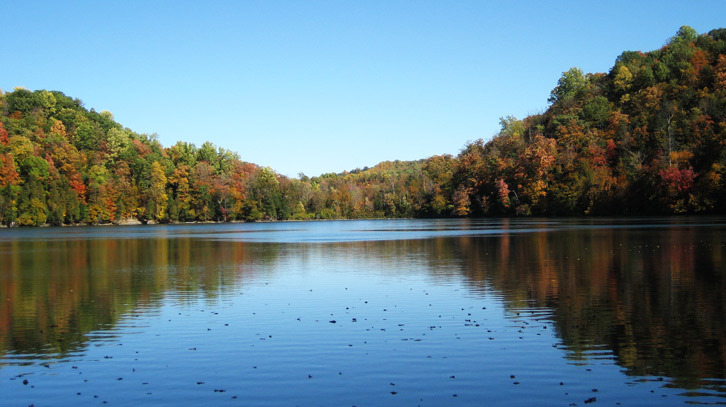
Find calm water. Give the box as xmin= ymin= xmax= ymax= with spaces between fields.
xmin=1 ymin=218 xmax=725 ymax=406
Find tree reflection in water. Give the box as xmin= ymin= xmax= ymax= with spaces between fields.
xmin=0 ymin=221 xmax=724 ymax=393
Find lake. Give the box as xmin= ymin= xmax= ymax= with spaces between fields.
xmin=1 ymin=218 xmax=725 ymax=406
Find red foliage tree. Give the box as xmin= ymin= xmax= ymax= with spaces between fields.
xmin=0 ymin=121 xmax=8 ymax=146
xmin=659 ymin=166 xmax=696 ymax=193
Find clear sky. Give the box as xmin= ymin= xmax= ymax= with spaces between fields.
xmin=2 ymin=1 xmax=724 ymax=177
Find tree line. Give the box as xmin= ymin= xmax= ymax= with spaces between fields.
xmin=0 ymin=26 xmax=725 ymax=226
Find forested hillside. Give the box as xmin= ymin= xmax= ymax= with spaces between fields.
xmin=452 ymin=26 xmax=726 ymax=216
xmin=0 ymin=26 xmax=724 ymax=226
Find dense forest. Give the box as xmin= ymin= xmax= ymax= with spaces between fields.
xmin=0 ymin=26 xmax=725 ymax=226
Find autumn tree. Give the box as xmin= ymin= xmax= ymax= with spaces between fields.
xmin=0 ymin=153 xmax=21 ymax=224
xmin=146 ymin=161 xmax=168 ymax=222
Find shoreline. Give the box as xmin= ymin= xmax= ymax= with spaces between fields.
xmin=0 ymin=217 xmax=406 ymax=228
xmin=1 ymin=214 xmax=723 ymax=229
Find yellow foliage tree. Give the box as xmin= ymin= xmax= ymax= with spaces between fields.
xmin=148 ymin=161 xmax=168 ymax=221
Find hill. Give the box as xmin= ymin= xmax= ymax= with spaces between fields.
xmin=0 ymin=26 xmax=724 ymax=225
xmin=450 ymin=25 xmax=726 ymax=216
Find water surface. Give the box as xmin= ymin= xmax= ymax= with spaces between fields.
xmin=1 ymin=218 xmax=725 ymax=406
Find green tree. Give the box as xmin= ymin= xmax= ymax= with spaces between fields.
xmin=549 ymin=67 xmax=587 ymax=104
xmin=17 ymin=156 xmax=50 ymax=225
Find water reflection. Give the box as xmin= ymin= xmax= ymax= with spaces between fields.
xmin=0 ymin=238 xmax=280 ymax=360
xmin=453 ymin=224 xmax=726 ymax=389
xmin=1 ymin=220 xmax=725 ymax=395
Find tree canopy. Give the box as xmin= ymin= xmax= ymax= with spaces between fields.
xmin=0 ymin=26 xmax=725 ymax=226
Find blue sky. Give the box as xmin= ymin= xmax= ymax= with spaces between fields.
xmin=2 ymin=1 xmax=724 ymax=177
